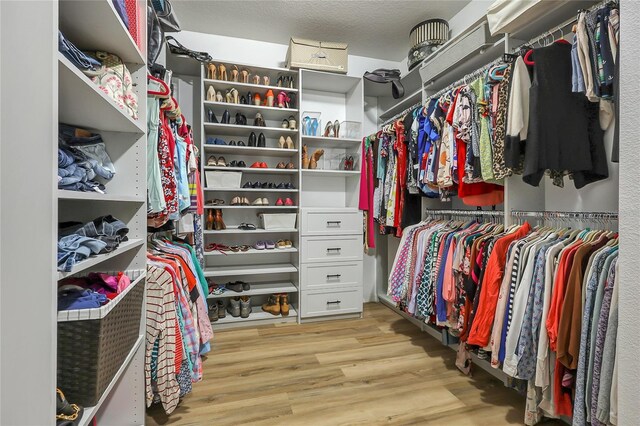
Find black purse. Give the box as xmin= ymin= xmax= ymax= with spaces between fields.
xmin=363 ymin=69 xmax=405 ymax=99
xmin=165 ymin=36 xmax=213 ymax=63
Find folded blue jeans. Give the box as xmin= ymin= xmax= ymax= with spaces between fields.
xmin=58 ymin=31 xmax=101 ymax=72
xmin=57 ymin=234 xmax=107 ymax=272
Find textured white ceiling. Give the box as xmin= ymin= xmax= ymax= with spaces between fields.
xmin=171 ymin=0 xmax=471 ymax=61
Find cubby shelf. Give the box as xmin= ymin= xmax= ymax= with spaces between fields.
xmin=204 ymin=78 xmax=298 ymax=93
xmin=203 ymin=263 xmax=298 ymax=277
xmin=203 ymin=122 xmax=298 ymax=137
xmin=203 ymin=144 xmax=298 ymax=157
xmin=203 ymin=100 xmax=298 ymax=120
xmin=212 ymin=306 xmax=298 ymax=327
xmin=207 ymin=281 xmax=298 ymax=299
xmin=58 ymin=190 xmax=145 ymax=203
xmin=57 ymin=239 xmax=144 ymax=280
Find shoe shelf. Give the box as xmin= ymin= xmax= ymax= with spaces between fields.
xmin=203 ymin=263 xmax=298 ymax=277
xmin=204 ymin=228 xmax=298 ymax=235
xmin=58 ymin=0 xmax=145 ymax=65
xmin=203 ymin=205 xmax=297 ymax=210
xmin=203 ymin=123 xmax=298 ymax=138
xmin=204 ymin=188 xmax=298 ymax=193
xmin=203 ymin=100 xmax=298 ymax=120
xmin=204 ymin=78 xmax=298 ymax=93
xmin=212 ymin=305 xmax=298 ymax=327
xmin=57 ymin=239 xmax=144 ymax=280
xmin=57 ymin=190 xmax=145 ymax=203
xmin=75 ymin=335 xmax=144 ymax=426
xmin=58 ymin=54 xmax=145 ymax=134
xmin=208 ymin=281 xmax=298 ymax=299
xmin=204 ymin=247 xmax=298 ymax=256
xmin=203 ymin=144 xmax=298 ymax=157
xmin=204 ymin=166 xmax=298 ymax=174
xmin=302 ymin=135 xmax=362 ymax=149
xmin=301 ymin=169 xmax=361 ymax=177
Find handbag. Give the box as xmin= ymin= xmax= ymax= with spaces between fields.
xmin=165 ymin=36 xmax=212 ymax=63
xmin=363 ymin=69 xmax=405 ymax=99
xmin=156 ymin=0 xmax=181 ymax=33
xmin=147 ymin=5 xmax=163 ymax=66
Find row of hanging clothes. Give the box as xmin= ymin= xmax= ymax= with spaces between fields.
xmin=387 ymin=210 xmax=619 ymax=425
xmin=360 ymin=1 xmax=619 ymax=243
xmin=145 ymin=236 xmax=213 ymax=415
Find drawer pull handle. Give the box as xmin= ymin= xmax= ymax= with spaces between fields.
xmin=326 ymin=247 xmax=341 ymax=253
xmin=327 ymin=300 xmax=341 ymax=305
xmin=326 ymin=274 xmax=341 ymax=279
xmin=326 ymin=221 xmax=342 ymax=226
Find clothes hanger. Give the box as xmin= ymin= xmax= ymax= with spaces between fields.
xmin=148 ymin=74 xmax=170 ymax=98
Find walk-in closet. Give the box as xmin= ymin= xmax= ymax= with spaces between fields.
xmin=1 ymin=0 xmax=638 ymax=425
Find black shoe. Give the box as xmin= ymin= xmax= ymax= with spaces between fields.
xmin=241 ymin=281 xmax=250 ymax=291
xmin=207 ymin=109 xmax=218 ymax=123
xmin=235 ymin=113 xmax=247 ymax=125
xmin=268 ymin=183 xmax=276 ymax=189
xmin=237 ymin=140 xmax=246 ymax=146
xmin=251 ymin=182 xmax=260 ymax=188
xmin=229 ymin=140 xmax=237 ymax=146
xmin=276 ymin=183 xmax=285 ymax=189
xmin=243 ymin=182 xmax=252 ymax=188
xmin=221 ymin=109 xmax=230 ymax=124
xmin=237 ymin=161 xmax=246 ymax=168
xmin=248 ymin=132 xmax=257 ymax=147
xmin=258 ymin=133 xmax=266 ymax=147
xmin=261 ymin=182 xmax=269 ymax=188
xmin=285 ymin=183 xmax=295 ymax=189
xmin=288 ymin=93 xmax=297 ymax=109
xmin=247 ymin=91 xmax=252 ymax=104
xmin=229 ymin=160 xmax=238 ymax=167
xmin=227 ymin=282 xmax=243 ymax=293
xmin=240 ymin=96 xmax=247 ymax=104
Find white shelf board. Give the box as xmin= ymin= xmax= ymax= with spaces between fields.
xmin=207 ymin=59 xmax=296 ymax=76
xmin=204 ymin=166 xmax=298 ymax=175
xmin=379 ymin=88 xmax=423 ymax=121
xmin=58 ymin=0 xmax=145 ymax=65
xmin=57 ymin=190 xmax=144 ymax=203
xmin=203 ymin=101 xmax=298 ymax=120
xmin=76 ymin=335 xmax=144 ymax=426
xmin=212 ymin=305 xmax=298 ymax=326
xmin=204 ymin=78 xmax=298 ymax=93
xmin=204 ymin=122 xmax=298 ymax=138
xmin=58 ymin=54 xmax=145 ymax=134
xmin=204 ymin=263 xmax=298 ymax=277
xmin=207 ymin=281 xmax=298 ymax=299
xmin=203 ymin=144 xmax=298 ymax=157
xmin=203 ymin=205 xmax=297 ymax=210
xmin=57 ymin=239 xmax=144 ymax=280
xmin=205 ymin=247 xmax=298 ymax=256
xmin=302 ymin=136 xmax=362 ymax=149
xmin=204 ymin=188 xmax=298 ymax=193
xmin=301 ymin=69 xmax=361 ymax=93
xmin=302 ymin=169 xmax=361 ymax=177
xmin=204 ymin=228 xmax=298 ymax=235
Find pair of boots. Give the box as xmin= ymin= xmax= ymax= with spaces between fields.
xmin=228 ymin=296 xmax=250 ymax=318
xmin=206 ymin=209 xmax=226 ymax=230
xmin=208 ymin=299 xmax=226 ymax=321
xmin=301 ymin=145 xmax=324 ymax=169
xmin=262 ymin=294 xmax=289 ymax=316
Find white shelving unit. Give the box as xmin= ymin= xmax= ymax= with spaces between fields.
xmin=0 ymin=1 xmax=147 ymax=425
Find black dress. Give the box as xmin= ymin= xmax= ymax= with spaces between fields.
xmin=523 ymin=42 xmax=608 ymax=188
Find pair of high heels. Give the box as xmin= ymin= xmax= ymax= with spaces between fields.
xmin=281 ymin=116 xmax=297 ymax=130
xmin=301 ymin=145 xmax=324 ymax=169
xmin=207 ymin=63 xmax=249 ymax=83
xmin=248 ymin=132 xmax=266 ymax=147
xmin=278 ymin=136 xmax=295 ymax=149
xmin=302 ymin=116 xmax=320 ymax=136
xmin=276 ymin=75 xmax=295 ymax=89
xmin=252 ymin=75 xmax=271 ymax=86
xmin=324 ymin=120 xmax=341 ymax=138
xmin=206 ymin=85 xmax=225 ymax=103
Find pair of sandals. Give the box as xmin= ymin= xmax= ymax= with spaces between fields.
xmin=207 ymin=155 xmax=226 ymax=166
xmin=281 ymin=116 xmax=297 ymax=130
xmin=302 ymin=116 xmax=320 ymax=136
xmin=231 ymin=196 xmax=250 ymax=206
xmin=276 ymin=161 xmax=296 ymax=169
xmin=238 ymin=223 xmax=256 ymax=230
xmin=276 ymin=239 xmax=294 ymax=249
xmin=205 ymin=243 xmax=250 ymax=253
xmin=207 ymin=199 xmax=225 ymax=205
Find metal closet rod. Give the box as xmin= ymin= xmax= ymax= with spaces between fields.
xmin=425 ymin=209 xmax=504 ymax=217
xmin=425 ymin=56 xmax=505 ymax=102
xmin=510 ymin=210 xmax=618 ymax=220
xmin=381 ymin=101 xmax=423 ymax=127
xmin=513 ymin=0 xmax=618 ymax=52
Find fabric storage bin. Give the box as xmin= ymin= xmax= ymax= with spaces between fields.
xmin=57 ymin=269 xmax=145 ymax=406
xmin=286 ymin=38 xmax=348 ymax=74
xmin=205 ymin=170 xmax=242 ymax=189
xmin=260 ymin=213 xmax=297 ymax=230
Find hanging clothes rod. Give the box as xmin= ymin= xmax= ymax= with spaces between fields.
xmin=510 ymin=210 xmax=618 ymax=220
xmin=381 ymin=101 xmax=424 ymax=127
xmin=425 ymin=56 xmax=505 ymax=102
xmin=425 ymin=209 xmax=505 ymax=217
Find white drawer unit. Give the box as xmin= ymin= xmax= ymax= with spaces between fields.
xmin=301 ymin=208 xmax=363 ymax=236
xmin=301 ymin=262 xmax=362 ymax=290
xmin=301 ymin=235 xmax=362 ymax=263
xmin=301 ymin=287 xmax=363 ymax=318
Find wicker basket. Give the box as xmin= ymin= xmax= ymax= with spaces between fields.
xmin=57 ymin=269 xmax=145 ymax=406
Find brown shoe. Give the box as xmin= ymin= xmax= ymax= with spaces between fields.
xmin=262 ymin=294 xmax=281 ymax=316
xmin=213 ymin=209 xmax=226 ymax=230
xmin=280 ymin=294 xmax=290 ymax=317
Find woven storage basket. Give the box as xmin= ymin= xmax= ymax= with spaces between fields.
xmin=57 ymin=269 xmax=145 ymax=406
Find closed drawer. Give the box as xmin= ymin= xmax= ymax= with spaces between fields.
xmin=301 ymin=287 xmax=363 ymax=318
xmin=301 ymin=209 xmax=363 ymax=236
xmin=301 ymin=261 xmax=362 ymax=290
xmin=301 ymin=235 xmax=362 ymax=263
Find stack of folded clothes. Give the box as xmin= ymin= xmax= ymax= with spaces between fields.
xmin=57 ymin=215 xmax=129 ymax=272
xmin=58 ymin=124 xmax=116 ymax=193
xmin=58 ymin=271 xmax=132 ymax=310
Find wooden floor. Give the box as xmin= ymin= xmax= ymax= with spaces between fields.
xmin=146 ymin=303 xmax=546 ymax=425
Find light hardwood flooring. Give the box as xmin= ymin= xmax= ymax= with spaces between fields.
xmin=146 ymin=303 xmax=556 ymax=425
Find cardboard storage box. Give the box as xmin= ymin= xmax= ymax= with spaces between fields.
xmin=286 ymin=38 xmax=348 ymax=74
xmin=260 ymin=213 xmax=297 ymax=230
xmin=205 ymin=171 xmax=242 ymax=189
